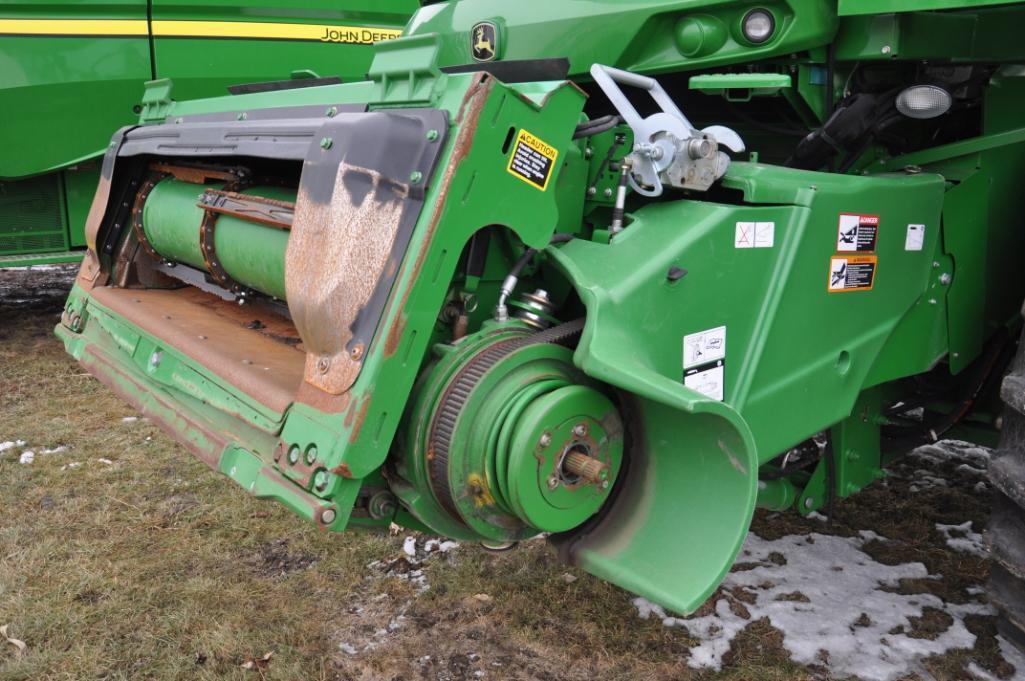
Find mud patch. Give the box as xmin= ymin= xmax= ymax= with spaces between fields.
xmin=244 ymin=539 xmax=318 ymax=578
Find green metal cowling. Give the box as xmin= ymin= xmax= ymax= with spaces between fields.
xmin=141 ymin=178 xmax=293 ymax=300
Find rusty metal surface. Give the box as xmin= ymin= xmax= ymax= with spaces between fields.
xmin=373 ymin=75 xmax=493 ymax=364
xmin=197 ymin=189 xmax=295 ymax=230
xmin=290 ymin=164 xmax=409 ymax=394
xmin=285 ymin=108 xmax=448 ymax=396
xmin=151 ymin=162 xmax=246 ymax=185
xmin=131 ymin=173 xmax=170 ymax=263
xmin=90 ymin=286 xmax=305 ymax=413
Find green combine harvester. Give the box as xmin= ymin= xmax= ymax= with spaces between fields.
xmin=54 ymin=0 xmax=1025 ymax=649
xmin=0 ymin=0 xmax=417 ymax=267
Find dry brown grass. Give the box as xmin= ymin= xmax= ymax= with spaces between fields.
xmin=0 ymin=271 xmax=1016 ymax=680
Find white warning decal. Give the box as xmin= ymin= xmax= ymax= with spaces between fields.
xmin=735 ymin=221 xmax=775 ymax=249
xmin=685 ymin=362 xmax=724 ymax=401
xmin=836 ymin=213 xmax=879 ymax=253
xmin=905 ymin=224 xmax=925 ymax=251
xmin=683 ymin=326 xmax=726 ymax=401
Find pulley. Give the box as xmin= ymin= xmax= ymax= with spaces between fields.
xmin=396 ymin=320 xmax=624 ymax=543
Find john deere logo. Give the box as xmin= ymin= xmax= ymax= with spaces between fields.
xmin=471 ymin=21 xmax=497 ymax=62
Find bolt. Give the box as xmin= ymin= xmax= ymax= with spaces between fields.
xmin=317 ymin=357 xmax=331 ymax=373
xmin=546 ymin=474 xmax=559 ymax=491
xmin=572 ymin=423 xmax=588 ymax=438
xmin=584 ymin=147 xmax=593 ymax=159
xmin=314 ymin=470 xmax=329 ymax=491
xmin=928 ymin=298 xmax=937 ymax=305
xmin=305 ymin=445 xmax=318 ymax=465
xmin=881 ymin=45 xmax=892 ymax=54
xmin=175 ymin=117 xmax=183 ymax=124
xmin=287 ymin=445 xmax=301 ymax=465
xmin=426 ymin=129 xmax=439 ymax=142
xmin=322 ymin=508 xmax=337 ymax=524
xmin=939 ymin=273 xmax=951 ymax=285
xmin=804 ymin=497 xmax=814 ymax=509
xmin=409 ymin=170 xmax=423 ymax=184
xmin=933 ymin=261 xmax=941 ymax=268
xmin=600 ymin=480 xmax=610 ymax=490
xmin=603 ymin=188 xmax=613 ymax=198
xmin=320 ymin=137 xmax=333 ymax=150
xmin=237 ymin=112 xmax=248 ymax=121
xmin=349 ymin=344 xmax=364 ymax=361
xmin=587 ymin=187 xmax=596 ymax=196
xmin=539 ymin=432 xmax=552 ymax=448
xmin=149 ymin=351 xmax=162 ymax=369
xmin=325 ymin=106 xmax=338 ymax=117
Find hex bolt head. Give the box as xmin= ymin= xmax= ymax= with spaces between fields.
xmin=600 ymin=480 xmax=610 ymax=490
xmin=409 ymin=170 xmax=423 ymax=184
xmin=587 ymin=187 xmax=597 ymax=196
xmin=804 ymin=497 xmax=814 ymax=509
xmin=584 ymin=147 xmax=593 ymax=159
xmin=426 ymin=129 xmax=439 ymax=142
xmin=314 ymin=470 xmax=329 ymax=491
xmin=325 ymin=106 xmax=338 ymax=117
xmin=317 ymin=357 xmax=331 ymax=374
xmin=546 ymin=474 xmax=559 ymax=491
xmin=320 ymin=137 xmax=333 ymax=150
xmin=349 ymin=344 xmax=364 ymax=361
xmin=321 ymin=508 xmax=337 ymax=525
xmin=287 ymin=445 xmax=301 ymax=465
xmin=572 ymin=423 xmax=588 ymax=438
xmin=603 ymin=188 xmax=613 ymax=198
xmin=539 ymin=432 xmax=553 ymax=448
xmin=149 ymin=351 xmax=162 ymax=369
xmin=305 ymin=445 xmax=318 ymax=465
xmin=939 ymin=273 xmax=952 ymax=285
xmin=237 ymin=112 xmax=247 ymax=121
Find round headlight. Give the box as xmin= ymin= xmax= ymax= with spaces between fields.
xmin=895 ymin=85 xmax=952 ymax=120
xmin=742 ymin=9 xmax=775 ymax=44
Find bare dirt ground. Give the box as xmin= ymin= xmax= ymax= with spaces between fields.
xmin=1 ymin=266 xmax=1023 ymax=681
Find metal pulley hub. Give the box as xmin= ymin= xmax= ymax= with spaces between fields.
xmin=400 ymin=321 xmax=623 ymax=543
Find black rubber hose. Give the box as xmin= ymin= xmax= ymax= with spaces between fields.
xmin=573 ymin=115 xmax=622 ymax=139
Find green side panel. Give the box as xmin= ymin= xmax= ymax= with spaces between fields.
xmin=838 ymin=0 xmax=1024 ymax=15
xmin=0 ymin=0 xmax=151 ymax=178
xmin=142 ymin=179 xmax=294 ymax=300
xmin=63 ymin=163 xmax=101 ymax=249
xmin=404 ymin=0 xmax=838 ymax=77
xmin=834 ymin=7 xmax=1025 ymax=61
xmin=150 ymin=0 xmax=419 ymax=101
xmin=0 ymin=173 xmax=68 ymax=255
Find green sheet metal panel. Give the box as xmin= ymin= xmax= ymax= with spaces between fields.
xmin=149 ymin=0 xmax=419 ymax=103
xmin=839 ymin=0 xmax=1025 ymax=15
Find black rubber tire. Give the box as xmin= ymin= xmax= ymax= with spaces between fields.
xmin=989 ymin=327 xmax=1025 ymax=651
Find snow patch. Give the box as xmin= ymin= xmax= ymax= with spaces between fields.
xmin=0 ymin=440 xmax=26 ymax=452
xmin=635 ymin=531 xmax=992 ymax=681
xmin=18 ymin=450 xmax=35 ymax=465
xmin=936 ymin=521 xmax=988 ymax=558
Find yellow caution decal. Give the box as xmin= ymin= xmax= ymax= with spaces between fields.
xmin=506 ymin=129 xmax=558 ymax=191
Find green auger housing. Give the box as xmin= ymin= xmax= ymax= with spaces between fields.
xmin=57 ymin=0 xmax=1025 ymax=639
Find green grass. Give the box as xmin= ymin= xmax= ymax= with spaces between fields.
xmin=0 ymin=286 xmax=1016 ymax=681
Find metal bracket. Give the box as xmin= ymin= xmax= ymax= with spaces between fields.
xmin=590 ymin=64 xmax=744 ymax=196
